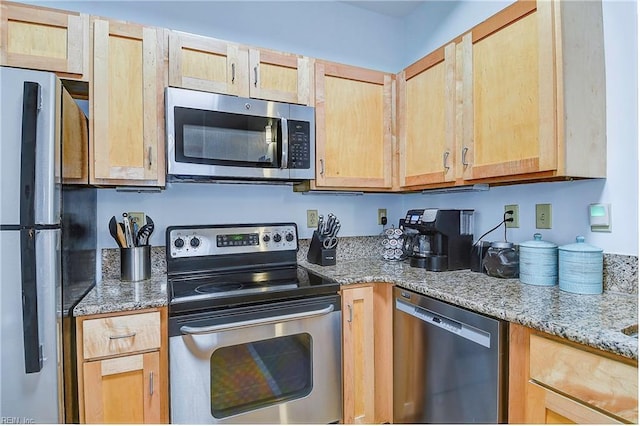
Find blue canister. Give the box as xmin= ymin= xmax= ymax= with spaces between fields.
xmin=519 ymin=233 xmax=558 ymax=286
xmin=558 ymin=236 xmax=603 ymax=294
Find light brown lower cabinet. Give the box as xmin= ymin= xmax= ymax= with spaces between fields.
xmin=341 ymin=284 xmax=393 ymax=424
xmin=509 ymin=323 xmax=638 ymax=424
xmin=76 ymin=307 xmax=168 ymax=424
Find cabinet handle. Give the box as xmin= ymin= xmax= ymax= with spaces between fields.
xmin=443 ymin=151 xmax=450 ymax=172
xmin=254 ymin=65 xmax=258 ymax=88
xmin=347 ymin=304 xmax=353 ymax=323
xmin=231 ymin=63 xmax=235 ymax=84
xmin=108 ymin=332 xmax=136 ymax=340
xmin=462 ymin=146 xmax=469 ymax=166
xmin=148 ymin=147 xmax=152 ymax=169
xmin=149 ymin=371 xmax=154 ymax=396
xmin=319 ymin=159 xmax=325 ymax=177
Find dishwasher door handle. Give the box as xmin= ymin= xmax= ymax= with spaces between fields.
xmin=395 ymin=298 xmax=491 ymax=348
xmin=180 ymin=304 xmax=335 ymax=335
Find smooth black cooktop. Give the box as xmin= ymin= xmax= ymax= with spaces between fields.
xmin=168 ymin=265 xmax=339 ymax=314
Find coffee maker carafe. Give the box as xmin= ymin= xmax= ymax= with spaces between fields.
xmin=400 ymin=209 xmax=474 ymax=271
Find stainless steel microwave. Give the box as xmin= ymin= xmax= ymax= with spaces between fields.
xmin=165 ymin=87 xmax=315 ymax=182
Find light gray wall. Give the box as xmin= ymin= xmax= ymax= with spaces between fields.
xmin=27 ymin=1 xmax=405 ymax=72
xmin=25 ymin=0 xmax=638 ymax=255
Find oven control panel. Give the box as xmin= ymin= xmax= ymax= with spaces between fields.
xmin=167 ymin=224 xmax=298 ymax=258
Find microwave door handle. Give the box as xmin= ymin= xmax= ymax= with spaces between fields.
xmin=281 ymin=117 xmax=288 ymax=169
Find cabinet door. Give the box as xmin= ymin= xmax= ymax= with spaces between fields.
xmin=83 ymin=352 xmax=161 ymax=424
xmin=398 ymin=43 xmax=456 ymax=188
xmin=526 ymin=382 xmax=622 ymax=424
xmin=90 ymin=19 xmax=165 ymax=186
xmin=62 ymin=88 xmax=89 ymax=184
xmin=168 ymin=31 xmax=248 ymax=97
xmin=460 ymin=1 xmax=556 ymax=181
xmin=342 ymin=286 xmax=375 ymax=424
xmin=315 ymin=61 xmax=394 ymax=189
xmin=0 ymin=2 xmax=88 ymax=79
xmin=248 ymin=48 xmax=311 ymax=105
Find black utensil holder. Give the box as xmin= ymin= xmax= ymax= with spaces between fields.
xmin=307 ymin=231 xmax=337 ymax=266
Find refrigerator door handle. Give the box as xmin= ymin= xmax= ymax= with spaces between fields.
xmin=21 ymin=228 xmax=43 ymax=373
xmin=20 ymin=81 xmax=44 ymax=374
xmin=20 ymin=81 xmax=40 ymax=227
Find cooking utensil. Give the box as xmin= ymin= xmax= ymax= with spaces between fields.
xmin=109 ymin=216 xmax=126 ymax=248
xmin=122 ymin=212 xmax=135 ymax=248
xmin=136 ymin=216 xmax=155 ymax=246
xmin=322 ymin=237 xmax=338 ymax=250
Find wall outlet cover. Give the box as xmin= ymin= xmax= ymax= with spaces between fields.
xmin=378 ymin=208 xmax=387 ymax=225
xmin=504 ymin=204 xmax=519 ymax=228
xmin=307 ymin=210 xmax=319 ymax=228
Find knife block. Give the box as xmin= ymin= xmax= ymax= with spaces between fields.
xmin=307 ymin=231 xmax=337 ymax=266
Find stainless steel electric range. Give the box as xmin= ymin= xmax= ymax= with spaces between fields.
xmin=166 ymin=223 xmax=342 ymax=424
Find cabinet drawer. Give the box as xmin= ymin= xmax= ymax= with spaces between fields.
xmin=83 ymin=312 xmax=161 ymax=359
xmin=529 ymin=334 xmax=638 ymax=422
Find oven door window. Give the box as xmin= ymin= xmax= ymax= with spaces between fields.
xmin=210 ymin=333 xmax=312 ymax=418
xmin=174 ymin=106 xmax=282 ymax=168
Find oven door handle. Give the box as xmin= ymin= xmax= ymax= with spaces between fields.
xmin=179 ymin=304 xmax=335 ymax=335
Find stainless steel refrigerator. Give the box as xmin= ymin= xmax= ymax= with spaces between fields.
xmin=0 ymin=66 xmax=96 ymax=423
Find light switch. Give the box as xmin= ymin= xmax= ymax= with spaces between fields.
xmin=536 ymin=204 xmax=552 ymax=229
xmin=589 ymin=203 xmax=611 ymax=232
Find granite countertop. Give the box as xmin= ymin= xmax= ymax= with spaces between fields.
xmin=77 ymin=243 xmax=637 ymax=360
xmin=299 ymin=258 xmax=639 ymax=360
xmin=73 ymin=275 xmax=168 ymax=317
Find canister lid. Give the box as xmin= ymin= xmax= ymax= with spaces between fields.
xmin=490 ymin=241 xmax=514 ymax=249
xmin=520 ymin=233 xmax=557 ymax=249
xmin=559 ymin=236 xmax=603 ymax=253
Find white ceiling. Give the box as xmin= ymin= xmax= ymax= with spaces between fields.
xmin=341 ymin=1 xmax=428 ymax=18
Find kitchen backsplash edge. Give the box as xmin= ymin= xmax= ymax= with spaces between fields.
xmin=101 ymin=236 xmax=638 ymax=294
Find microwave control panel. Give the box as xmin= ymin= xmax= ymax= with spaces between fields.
xmin=288 ymin=120 xmax=310 ymax=169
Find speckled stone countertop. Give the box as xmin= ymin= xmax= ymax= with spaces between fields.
xmin=299 ymin=257 xmax=638 ymax=360
xmin=72 ymin=247 xmax=168 ymax=317
xmin=73 ymin=275 xmax=168 ymax=316
xmin=79 ymin=239 xmax=637 ymax=360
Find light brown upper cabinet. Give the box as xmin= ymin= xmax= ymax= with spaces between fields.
xmin=314 ymin=61 xmax=394 ymax=189
xmin=398 ymin=43 xmax=457 ymax=189
xmin=248 ymin=48 xmax=312 ymax=105
xmin=168 ymin=31 xmax=248 ymax=97
xmin=458 ymin=0 xmax=606 ymax=182
xmin=169 ymin=31 xmax=312 ymax=105
xmin=90 ymin=18 xmax=165 ymax=187
xmin=0 ymin=1 xmax=89 ymax=80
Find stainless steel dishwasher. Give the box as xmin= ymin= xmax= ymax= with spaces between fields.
xmin=393 ymin=287 xmax=508 ymax=423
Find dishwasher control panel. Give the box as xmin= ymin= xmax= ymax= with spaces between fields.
xmin=395 ymin=295 xmax=491 ymax=348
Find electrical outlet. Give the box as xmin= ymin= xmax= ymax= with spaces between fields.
xmin=307 ymin=209 xmax=318 ymax=228
xmin=504 ymin=204 xmax=519 ymax=228
xmin=378 ymin=208 xmax=387 ymax=225
xmin=536 ymin=203 xmax=552 ymax=229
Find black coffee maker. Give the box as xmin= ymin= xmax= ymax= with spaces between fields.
xmin=400 ymin=209 xmax=474 ymax=271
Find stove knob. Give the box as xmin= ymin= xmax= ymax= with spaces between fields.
xmin=262 ymin=234 xmax=271 ymax=243
xmin=190 ymin=237 xmax=200 ymax=248
xmin=273 ymin=233 xmax=282 ymax=243
xmin=174 ymin=238 xmax=185 ymax=248
xmin=285 ymin=232 xmax=295 ymax=242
